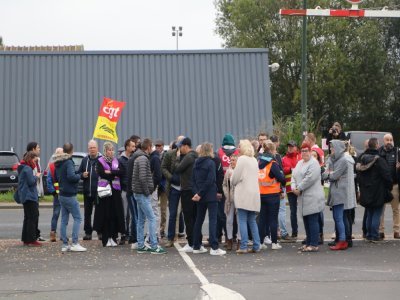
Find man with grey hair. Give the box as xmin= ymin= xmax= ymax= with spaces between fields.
xmin=378 ymin=133 xmax=400 ymax=239
xmin=78 ymin=139 xmax=101 ymax=240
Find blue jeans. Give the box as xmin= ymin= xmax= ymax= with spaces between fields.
xmin=237 ymin=209 xmax=260 ymax=251
xmin=318 ymin=212 xmax=324 ymax=235
xmin=135 ymin=193 xmax=157 ymax=249
xmin=128 ymin=194 xmax=138 ymax=242
xmin=51 ymin=194 xmax=61 ymax=232
xmin=287 ymin=192 xmax=298 ymax=235
xmin=167 ymin=188 xmax=181 ymax=241
xmin=332 ymin=204 xmax=345 ymax=241
xmin=278 ymin=197 xmax=288 ymax=237
xmin=366 ymin=206 xmax=384 ymax=240
xmin=59 ymin=195 xmax=82 ymax=245
xmin=193 ymin=201 xmax=218 ymax=250
xmin=303 ymin=213 xmax=320 ymax=247
xmin=258 ymin=195 xmax=280 ymax=243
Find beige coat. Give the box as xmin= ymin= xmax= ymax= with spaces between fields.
xmin=223 ymin=167 xmax=235 ymax=215
xmin=231 ymin=155 xmax=261 ymax=212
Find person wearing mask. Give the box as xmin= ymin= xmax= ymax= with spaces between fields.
xmin=258 ymin=141 xmax=286 ymax=250
xmin=18 ymin=151 xmax=41 ymax=247
xmin=282 ymin=140 xmax=301 ymax=239
xmin=95 ymin=142 xmax=126 ymax=247
xmin=231 ymin=139 xmax=261 ymax=254
xmin=117 ymin=138 xmax=136 ymax=244
xmin=192 ymin=142 xmax=226 ymax=255
xmin=357 ymin=138 xmax=392 ymax=242
xmin=47 ymin=147 xmax=63 ymax=242
xmin=292 ymin=142 xmax=325 ymax=252
xmin=378 ymin=134 xmax=400 ymax=239
xmin=78 ymin=139 xmax=101 ymax=241
xmin=54 ymin=143 xmax=86 ymax=252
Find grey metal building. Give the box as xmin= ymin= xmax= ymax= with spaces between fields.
xmin=0 ymin=49 xmax=272 ymax=163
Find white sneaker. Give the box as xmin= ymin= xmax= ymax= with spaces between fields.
xmin=271 ymin=243 xmax=282 ymax=250
xmin=61 ymin=244 xmax=70 ymax=252
xmin=193 ymin=246 xmax=208 ymax=254
xmin=178 ymin=244 xmax=193 ymax=253
xmin=70 ymin=243 xmax=87 ymax=252
xmin=131 ymin=242 xmax=138 ymax=250
xmin=248 ymin=240 xmax=253 ymax=246
xmin=260 ymin=244 xmax=268 ymax=250
xmin=264 ymin=236 xmax=272 ymax=245
xmin=110 ymin=239 xmax=117 ymax=247
xmin=106 ymin=238 xmax=112 ymax=247
xmin=210 ymin=248 xmax=226 ymax=256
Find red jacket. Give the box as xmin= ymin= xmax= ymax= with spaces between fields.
xmin=282 ymin=151 xmax=301 ymax=193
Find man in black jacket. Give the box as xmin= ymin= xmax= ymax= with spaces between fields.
xmin=78 ymin=139 xmax=100 ymax=241
xmin=378 ymin=133 xmax=400 ymax=239
xmin=357 ymin=138 xmax=392 ymax=242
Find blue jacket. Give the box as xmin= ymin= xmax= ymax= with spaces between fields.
xmin=54 ymin=153 xmax=81 ymax=197
xmin=17 ymin=164 xmax=38 ymax=203
xmin=192 ymin=157 xmax=217 ymax=203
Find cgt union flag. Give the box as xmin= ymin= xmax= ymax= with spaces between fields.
xmin=93 ymin=97 xmax=126 ymax=143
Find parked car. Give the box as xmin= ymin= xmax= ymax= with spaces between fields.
xmin=346 ymin=131 xmax=391 ymax=156
xmin=0 ymin=151 xmax=20 ymax=192
xmin=43 ymin=152 xmax=86 ymax=195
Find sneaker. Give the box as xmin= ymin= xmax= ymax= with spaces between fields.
xmin=263 ymin=236 xmax=272 ymax=245
xmin=137 ymin=245 xmax=152 ymax=254
xmin=164 ymin=240 xmax=174 ymax=248
xmin=178 ymin=244 xmax=193 ymax=253
xmin=106 ymin=239 xmax=112 ymax=247
xmin=70 ymin=243 xmax=87 ymax=252
xmin=61 ymin=244 xmax=71 ymax=252
xmin=236 ymin=248 xmax=248 ymax=254
xmin=248 ymin=240 xmax=253 ymax=246
xmin=83 ymin=234 xmax=92 ymax=241
xmin=248 ymin=248 xmax=261 ymax=253
xmin=271 ymin=243 xmax=282 ymax=250
xmin=151 ymin=246 xmax=167 ymax=255
xmin=110 ymin=239 xmax=118 ymax=247
xmin=131 ymin=242 xmax=138 ymax=250
xmin=210 ymin=248 xmax=226 ymax=256
xmin=193 ymin=246 xmax=208 ymax=254
xmin=37 ymin=236 xmax=46 ymax=242
xmin=260 ymin=244 xmax=268 ymax=250
xmin=280 ymin=235 xmax=296 ymax=243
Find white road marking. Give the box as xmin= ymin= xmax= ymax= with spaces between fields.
xmin=174 ymin=242 xmax=246 ymax=300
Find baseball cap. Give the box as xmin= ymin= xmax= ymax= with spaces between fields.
xmin=287 ymin=140 xmax=297 ymax=147
xmin=177 ymin=137 xmax=192 ymax=147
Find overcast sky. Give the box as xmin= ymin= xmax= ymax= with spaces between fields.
xmin=1 ymin=0 xmax=224 ymax=50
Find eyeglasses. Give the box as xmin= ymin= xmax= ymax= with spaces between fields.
xmin=301 ymin=149 xmax=309 ymax=153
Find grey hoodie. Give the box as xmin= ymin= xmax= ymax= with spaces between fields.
xmin=323 ymin=140 xmax=349 ymax=207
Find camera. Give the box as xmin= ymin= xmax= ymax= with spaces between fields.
xmin=330 ymin=127 xmax=338 ymax=135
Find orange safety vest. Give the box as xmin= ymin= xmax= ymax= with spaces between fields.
xmin=258 ymin=162 xmax=281 ymax=195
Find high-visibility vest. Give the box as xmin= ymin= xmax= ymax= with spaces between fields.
xmin=258 ymin=162 xmax=280 ymax=195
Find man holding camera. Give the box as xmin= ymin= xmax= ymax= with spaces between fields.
xmin=327 ymin=122 xmax=347 ymax=154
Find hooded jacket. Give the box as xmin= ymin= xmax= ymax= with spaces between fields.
xmin=54 ymin=153 xmax=81 ymax=197
xmin=356 ymin=148 xmax=392 ymax=208
xmin=323 ymin=140 xmax=348 ymax=207
xmin=17 ymin=164 xmax=38 ymax=203
xmin=132 ymin=149 xmax=154 ymax=196
xmin=192 ymin=156 xmax=217 ymax=202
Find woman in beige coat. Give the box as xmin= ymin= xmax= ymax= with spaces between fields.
xmin=231 ymin=140 xmax=261 ymax=253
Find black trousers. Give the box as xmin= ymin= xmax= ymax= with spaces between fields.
xmin=22 ymin=201 xmax=39 ymax=243
xmin=84 ymin=194 xmax=96 ymax=235
xmin=181 ymin=190 xmax=196 ymax=246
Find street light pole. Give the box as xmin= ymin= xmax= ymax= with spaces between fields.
xmin=171 ymin=26 xmax=183 ymax=50
xmin=301 ymin=0 xmax=308 ymax=136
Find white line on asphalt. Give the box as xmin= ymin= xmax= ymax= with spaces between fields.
xmin=174 ymin=242 xmax=246 ymax=300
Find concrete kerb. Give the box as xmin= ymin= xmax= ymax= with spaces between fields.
xmin=0 ymin=202 xmax=84 ymax=209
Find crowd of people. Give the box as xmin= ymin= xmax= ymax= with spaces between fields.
xmin=16 ymin=122 xmax=400 ymax=255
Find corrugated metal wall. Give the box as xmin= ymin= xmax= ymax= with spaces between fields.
xmin=0 ymin=49 xmax=272 ymax=164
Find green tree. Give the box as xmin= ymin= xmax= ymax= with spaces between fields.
xmin=215 ymin=0 xmax=400 ymax=140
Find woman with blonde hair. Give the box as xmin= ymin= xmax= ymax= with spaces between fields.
xmin=94 ymin=142 xmax=126 ymax=247
xmin=192 ymin=143 xmax=226 ymax=255
xmin=231 ymin=139 xmax=261 ymax=253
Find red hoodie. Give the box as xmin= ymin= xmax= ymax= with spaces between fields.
xmin=282 ymin=151 xmax=301 ymax=193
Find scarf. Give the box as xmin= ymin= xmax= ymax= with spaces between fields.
xmin=20 ymin=160 xmax=35 ymax=170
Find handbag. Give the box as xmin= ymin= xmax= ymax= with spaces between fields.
xmin=97 ymin=184 xmax=112 ymax=198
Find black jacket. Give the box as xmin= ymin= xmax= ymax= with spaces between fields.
xmin=118 ymin=152 xmax=130 ymax=191
xmin=174 ymin=150 xmax=198 ymax=191
xmin=378 ymin=145 xmax=399 ymax=184
xmin=357 ymin=149 xmax=393 ymax=208
xmin=192 ymin=157 xmax=217 ymax=203
xmin=78 ymin=155 xmax=100 ymax=196
xmin=150 ymin=150 xmax=162 ymax=189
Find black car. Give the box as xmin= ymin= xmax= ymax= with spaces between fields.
xmin=0 ymin=151 xmax=20 ymax=192
xmin=43 ymin=152 xmax=86 ymax=195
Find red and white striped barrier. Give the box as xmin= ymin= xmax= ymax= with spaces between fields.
xmin=280 ymin=8 xmax=400 ymax=18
